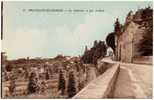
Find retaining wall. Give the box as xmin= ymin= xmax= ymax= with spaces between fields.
xmin=73 ymin=63 xmax=120 ymax=99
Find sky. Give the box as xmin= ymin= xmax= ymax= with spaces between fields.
xmin=2 ymin=1 xmax=152 ymax=60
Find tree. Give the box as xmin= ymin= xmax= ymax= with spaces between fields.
xmin=85 ymin=45 xmax=88 ymax=52
xmin=106 ymin=32 xmax=115 ymax=54
xmin=44 ymin=64 xmax=50 ymax=80
xmin=45 ymin=68 xmax=50 ymax=80
xmin=39 ymin=81 xmax=47 ymax=94
xmin=67 ymin=71 xmax=76 ymax=98
xmin=9 ymin=75 xmax=16 ymax=96
xmin=139 ymin=28 xmax=152 ymax=56
xmin=24 ymin=68 xmax=29 ymax=79
xmin=9 ymin=80 xmax=16 ymax=96
xmin=81 ymin=40 xmax=107 ymax=65
xmin=5 ymin=64 xmax=12 ymax=72
xmin=93 ymin=40 xmax=98 ymax=48
xmin=27 ymin=72 xmax=39 ymax=94
xmin=138 ymin=7 xmax=153 ymax=56
xmin=58 ymin=70 xmax=66 ymax=95
xmin=92 ymin=41 xmax=107 ymax=65
xmin=114 ymin=18 xmax=121 ymax=34
xmin=78 ymin=70 xmax=85 ymax=91
xmin=98 ymin=41 xmax=107 ymax=57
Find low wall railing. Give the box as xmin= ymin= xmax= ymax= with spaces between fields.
xmin=73 ymin=63 xmax=120 ymax=99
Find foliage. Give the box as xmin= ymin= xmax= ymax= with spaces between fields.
xmin=67 ymin=71 xmax=76 ymax=98
xmin=27 ymin=72 xmax=39 ymax=94
xmin=58 ymin=70 xmax=66 ymax=95
xmin=114 ymin=18 xmax=122 ymax=34
xmin=8 ymin=72 xmax=17 ymax=96
xmin=5 ymin=64 xmax=12 ymax=72
xmin=138 ymin=7 xmax=153 ymax=56
xmin=106 ymin=32 xmax=115 ymax=53
xmin=81 ymin=41 xmax=107 ymax=64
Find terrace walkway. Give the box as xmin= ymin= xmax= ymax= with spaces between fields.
xmin=102 ymin=57 xmax=152 ymax=98
xmin=73 ymin=57 xmax=152 ymax=99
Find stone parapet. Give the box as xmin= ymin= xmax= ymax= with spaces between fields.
xmin=73 ymin=63 xmax=120 ymax=99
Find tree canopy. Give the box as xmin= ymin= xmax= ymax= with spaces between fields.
xmin=106 ymin=32 xmax=115 ymax=54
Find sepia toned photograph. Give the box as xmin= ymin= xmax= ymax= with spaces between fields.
xmin=1 ymin=1 xmax=153 ymax=99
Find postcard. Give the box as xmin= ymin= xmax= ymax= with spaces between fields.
xmin=1 ymin=1 xmax=153 ymax=99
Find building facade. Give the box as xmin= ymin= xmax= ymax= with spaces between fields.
xmin=115 ymin=7 xmax=152 ymax=63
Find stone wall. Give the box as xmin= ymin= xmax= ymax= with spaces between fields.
xmin=133 ymin=56 xmax=152 ymax=65
xmin=72 ymin=63 xmax=120 ymax=99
